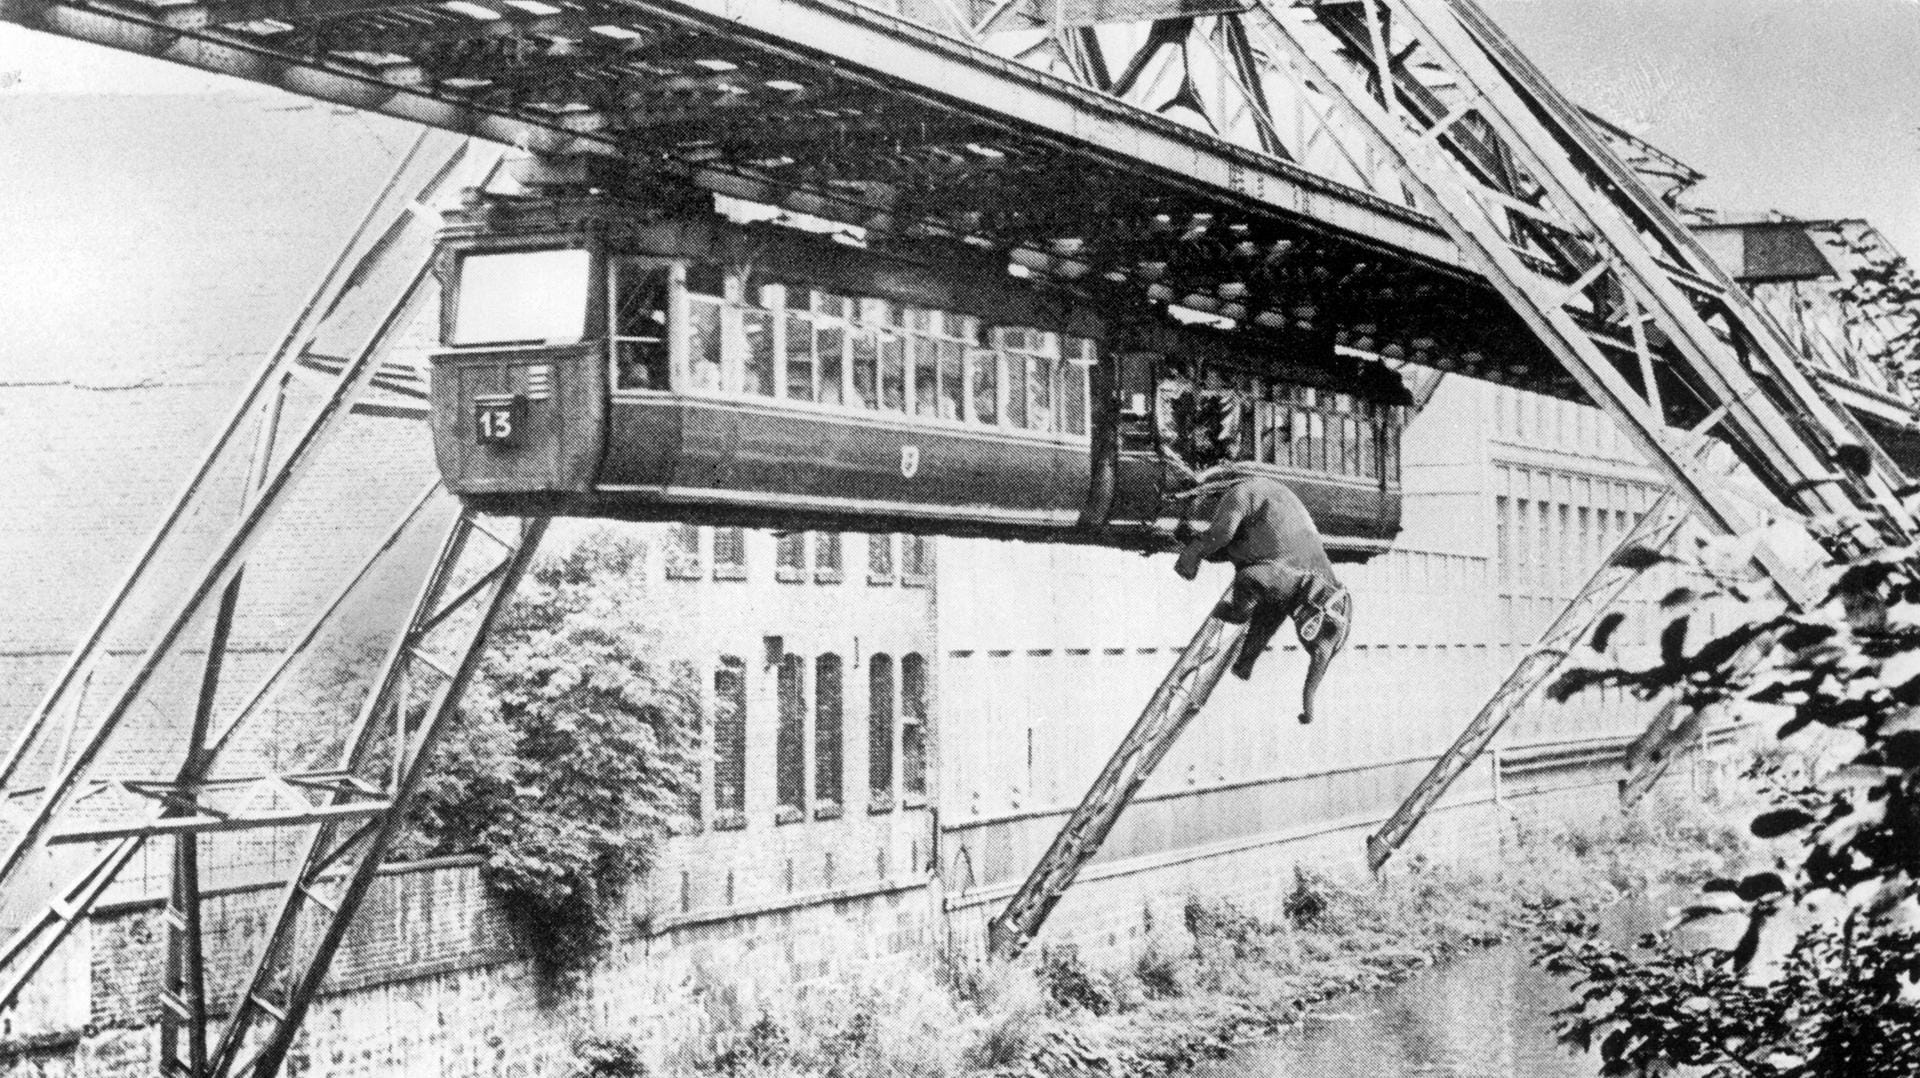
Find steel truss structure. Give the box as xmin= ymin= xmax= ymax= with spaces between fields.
xmin=1365 ymin=486 xmax=1693 ymax=870
xmin=974 ymin=0 xmax=1912 ymax=952
xmin=2 ymin=0 xmax=1917 ymax=1054
xmin=988 ymin=600 xmax=1245 ymax=960
xmin=0 ymin=131 xmax=524 ymax=1076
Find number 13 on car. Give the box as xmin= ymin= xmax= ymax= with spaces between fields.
xmin=473 ymin=394 xmax=525 ymax=446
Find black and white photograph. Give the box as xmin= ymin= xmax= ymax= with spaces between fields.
xmin=1 ymin=1 xmax=1917 ymax=1074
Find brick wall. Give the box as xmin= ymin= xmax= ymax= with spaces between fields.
xmin=1 ymin=857 xmax=941 ymax=1078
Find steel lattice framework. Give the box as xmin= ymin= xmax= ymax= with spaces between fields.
xmin=0 ymin=0 xmax=1916 ymax=1069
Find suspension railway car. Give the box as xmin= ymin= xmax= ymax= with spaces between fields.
xmin=428 ymin=194 xmax=1412 ymax=560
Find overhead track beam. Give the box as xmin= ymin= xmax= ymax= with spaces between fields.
xmin=0 ymin=0 xmax=1465 ymax=272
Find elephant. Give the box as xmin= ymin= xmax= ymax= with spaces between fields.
xmin=1174 ymin=467 xmax=1353 ymax=725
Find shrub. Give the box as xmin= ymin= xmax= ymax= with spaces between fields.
xmin=401 ymin=528 xmax=699 ymax=972
xmin=1537 ymin=531 xmax=1920 ymax=1076
xmin=707 ymin=1015 xmax=796 ymax=1078
xmin=1037 ymin=944 xmax=1117 ymax=1015
xmin=1132 ymin=943 xmax=1187 ymax=999
xmin=569 ymin=1036 xmax=648 ymax=1078
xmin=1281 ymin=866 xmax=1333 ymax=928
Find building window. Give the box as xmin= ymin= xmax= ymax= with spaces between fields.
xmin=673 ymin=659 xmax=703 ymax=830
xmin=665 ymin=523 xmax=703 ymax=580
xmin=776 ymin=531 xmax=808 ymax=583
xmin=1513 ymin=498 xmax=1532 ymax=591
xmin=869 ymin=653 xmax=895 ymax=810
xmin=713 ymin=657 xmax=747 ymax=829
xmin=712 ymin=526 xmax=747 ymax=581
xmin=1557 ymin=504 xmax=1573 ymax=596
xmin=776 ymin=653 xmax=807 ymax=823
xmin=814 ymin=654 xmax=844 ymax=818
xmin=815 ymin=532 xmax=844 ymax=584
xmin=901 ymin=534 xmax=932 ymax=585
xmin=1494 ymin=496 xmax=1512 ymax=589
xmin=901 ymin=652 xmax=928 ymax=802
xmin=867 ymin=533 xmax=895 ymax=585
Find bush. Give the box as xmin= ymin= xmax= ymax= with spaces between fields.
xmin=1536 ymin=532 xmax=1920 ymax=1076
xmin=401 ymin=528 xmax=698 ymax=972
xmin=1132 ymin=944 xmax=1187 ymax=1000
xmin=1036 ymin=945 xmax=1117 ymax=1015
xmin=707 ymin=1015 xmax=796 ymax=1078
xmin=1281 ymin=866 xmax=1333 ymax=928
xmin=1539 ymin=918 xmax=1920 ymax=1077
xmin=569 ymin=1036 xmax=649 ymax=1078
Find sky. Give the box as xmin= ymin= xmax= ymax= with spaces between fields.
xmin=0 ymin=1 xmax=1916 ymax=253
xmin=1484 ymin=0 xmax=1920 ymax=255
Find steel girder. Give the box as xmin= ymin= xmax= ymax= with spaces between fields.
xmin=2 ymin=0 xmax=1614 ymax=395
xmin=1365 ymin=486 xmax=1694 ymax=871
xmin=988 ymin=597 xmax=1246 ymax=960
xmin=0 ymin=134 xmax=511 ymax=1077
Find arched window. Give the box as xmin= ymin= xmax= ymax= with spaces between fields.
xmin=901 ymin=653 xmax=929 ymax=800
xmin=776 ymin=653 xmax=807 ymax=819
xmin=713 ymin=657 xmax=747 ymax=825
xmin=815 ymin=654 xmax=844 ymax=813
xmin=868 ymin=653 xmax=895 ymax=808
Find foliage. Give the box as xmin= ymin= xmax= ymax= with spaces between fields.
xmin=1538 ymin=916 xmax=1920 ymax=1077
xmin=1131 ymin=942 xmax=1186 ymax=1001
xmin=569 ymin=1035 xmax=650 ymax=1078
xmin=1281 ymin=865 xmax=1333 ymax=927
xmin=651 ymin=807 xmax=1721 ymax=1078
xmin=684 ymin=960 xmax=994 ymax=1078
xmin=1537 ymin=535 xmax=1920 ymax=1075
xmin=708 ymin=1015 xmax=797 ymax=1077
xmin=400 ymin=528 xmax=699 ymax=972
xmin=1823 ymin=224 xmax=1920 ymax=390
xmin=1036 ymin=945 xmax=1117 ymax=1015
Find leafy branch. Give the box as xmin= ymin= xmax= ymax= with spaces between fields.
xmin=1819 ymin=223 xmax=1920 ymax=393
xmin=1537 ymin=534 xmax=1920 ymax=1076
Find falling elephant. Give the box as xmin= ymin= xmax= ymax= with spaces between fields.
xmin=1173 ymin=465 xmax=1354 ymax=724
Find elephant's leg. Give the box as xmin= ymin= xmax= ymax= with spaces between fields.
xmin=1227 ymin=564 xmax=1308 ymax=681
xmin=1232 ymin=596 xmax=1296 ymax=681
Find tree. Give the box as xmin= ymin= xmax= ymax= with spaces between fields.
xmin=1537 ymin=537 xmax=1920 ymax=1076
xmin=400 ymin=528 xmax=699 ymax=971
xmin=1822 ymin=222 xmax=1920 ymax=393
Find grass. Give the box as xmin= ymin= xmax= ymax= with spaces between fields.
xmin=569 ymin=793 xmax=1754 ymax=1078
